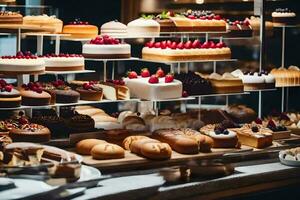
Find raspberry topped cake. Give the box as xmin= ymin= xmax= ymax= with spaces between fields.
xmin=272 ymin=8 xmax=296 ymax=25
xmin=142 ymin=40 xmax=231 ymax=61
xmin=82 ymin=35 xmax=131 ymax=59
xmin=62 ymin=19 xmax=98 ymax=39
xmin=226 ymin=19 xmax=253 ymax=37
xmin=0 ymin=51 xmax=45 ymax=75
xmin=124 ymin=68 xmax=182 ymax=100
xmin=42 ymin=53 xmax=84 ymax=71
xmin=76 ymin=81 xmax=103 ymax=101
xmin=20 ymin=82 xmax=51 ymax=106
xmin=0 ymin=11 xmax=23 ymax=24
xmin=181 ymin=10 xmax=226 ymax=32
xmin=0 ymin=80 xmax=21 ymax=108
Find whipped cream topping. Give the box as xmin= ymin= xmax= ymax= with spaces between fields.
xmin=208 ymin=130 xmax=237 ymax=139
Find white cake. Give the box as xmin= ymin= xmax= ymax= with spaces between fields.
xmin=0 ymin=56 xmax=45 ymax=75
xmin=124 ymin=76 xmax=182 ymax=100
xmin=101 ymin=20 xmax=127 ymax=37
xmin=43 ymin=54 xmax=84 ymax=71
xmin=82 ymin=43 xmax=131 ymax=59
xmin=127 ymin=18 xmax=160 ymax=37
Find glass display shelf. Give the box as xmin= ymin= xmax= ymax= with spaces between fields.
xmin=245 ymin=88 xmax=277 ymax=92
xmin=138 ymin=58 xmax=238 ymax=65
xmin=0 ymin=99 xmax=140 ymax=111
xmin=190 ymin=92 xmax=250 ymax=98
xmin=85 ymin=57 xmax=139 ymax=62
xmin=45 ymin=70 xmax=95 ymax=75
xmin=139 ymin=97 xmax=195 ymax=103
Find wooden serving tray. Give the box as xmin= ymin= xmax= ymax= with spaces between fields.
xmin=80 ymin=147 xmax=253 ymax=172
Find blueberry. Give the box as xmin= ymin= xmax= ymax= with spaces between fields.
xmin=215 ymin=130 xmax=222 ymax=135
xmin=223 ymin=129 xmax=229 ymax=135
xmin=252 ymin=126 xmax=259 ymax=132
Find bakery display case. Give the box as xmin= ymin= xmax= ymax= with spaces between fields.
xmin=0 ymin=0 xmax=300 ymax=199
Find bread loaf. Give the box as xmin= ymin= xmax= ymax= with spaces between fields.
xmin=123 ymin=136 xmax=172 ymax=160
xmin=76 ymin=139 xmax=107 ymax=155
xmin=153 ymin=129 xmax=199 ymax=154
xmin=180 ymin=128 xmax=213 ymax=153
xmin=91 ymin=143 xmax=125 ymax=159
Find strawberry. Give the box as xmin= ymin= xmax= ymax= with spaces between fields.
xmin=19 ymin=117 xmax=29 ymax=125
xmin=154 ymin=42 xmax=161 ymax=48
xmin=148 ymin=75 xmax=159 ymax=84
xmin=214 ymin=15 xmax=221 ymax=20
xmin=216 ymin=42 xmax=226 ymax=48
xmin=182 ymin=91 xmax=188 ymax=97
xmin=4 ymin=85 xmax=12 ymax=92
xmin=209 ymin=41 xmax=216 ymax=48
xmin=156 ymin=68 xmax=165 ymax=78
xmin=146 ymin=41 xmax=155 ymax=48
xmin=165 ymin=73 xmax=174 ymax=83
xmin=161 ymin=41 xmax=167 ymax=49
xmin=188 ymin=15 xmax=196 ymax=20
xmin=184 ymin=40 xmax=192 ymax=49
xmin=192 ymin=39 xmax=201 ymax=48
xmin=267 ymin=119 xmax=276 ymax=128
xmin=177 ymin=42 xmax=184 ymax=49
xmin=170 ymin=42 xmax=177 ymax=49
xmin=127 ymin=71 xmax=138 ymax=79
xmin=141 ymin=68 xmax=150 ymax=77
xmin=201 ymin=41 xmax=210 ymax=49
xmin=255 ymin=118 xmax=263 ymax=125
xmin=244 ymin=19 xmax=250 ymax=26
xmin=166 ymin=40 xmax=172 ymax=48
xmin=200 ymin=16 xmax=206 ymax=20
xmin=83 ymin=82 xmax=92 ymax=90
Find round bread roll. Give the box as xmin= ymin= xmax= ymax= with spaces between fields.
xmin=122 ymin=135 xmax=148 ymax=150
xmin=91 ymin=143 xmax=125 ymax=160
xmin=130 ymin=138 xmax=160 ymax=154
xmin=140 ymin=142 xmax=172 ymax=160
xmin=76 ymin=139 xmax=107 ymax=155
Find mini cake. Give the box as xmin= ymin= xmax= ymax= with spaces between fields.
xmin=9 ymin=123 xmax=51 ymax=143
xmin=70 ymin=79 xmax=130 ymax=100
xmin=175 ymin=71 xmax=212 ymax=96
xmin=260 ymin=119 xmax=291 ymax=140
xmin=226 ymin=104 xmax=257 ymax=124
xmin=62 ymin=19 xmax=98 ymax=39
xmin=182 ymin=10 xmax=226 ymax=32
xmin=272 ymin=8 xmax=296 ymax=25
xmin=127 ymin=16 xmax=160 ymax=37
xmin=63 ymin=113 xmax=95 ymax=133
xmin=235 ymin=123 xmax=273 ymax=148
xmin=155 ymin=11 xmax=176 ymax=32
xmin=0 ymin=11 xmax=23 ymax=24
xmin=23 ymin=14 xmax=63 ymax=33
xmin=45 ymin=80 xmax=80 ymax=104
xmin=0 ymin=80 xmax=21 ymax=108
xmin=42 ymin=53 xmax=84 ymax=71
xmin=124 ymin=69 xmax=182 ymax=100
xmin=226 ymin=19 xmax=253 ymax=37
xmin=31 ymin=109 xmax=66 ymax=139
xmin=101 ymin=20 xmax=127 ymax=37
xmin=200 ymin=120 xmax=240 ymax=148
xmin=231 ymin=69 xmax=275 ymax=90
xmin=0 ymin=51 xmax=45 ymax=75
xmin=82 ymin=35 xmax=131 ymax=59
xmin=142 ymin=40 xmax=231 ymax=61
xmin=200 ymin=72 xmax=243 ymax=94
xmin=20 ymin=82 xmax=51 ymax=106
xmin=76 ymin=81 xmax=103 ymax=101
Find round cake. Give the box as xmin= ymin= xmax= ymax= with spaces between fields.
xmin=0 ymin=80 xmax=21 ymax=108
xmin=20 ymin=82 xmax=51 ymax=106
xmin=76 ymin=82 xmax=103 ymax=101
xmin=23 ymin=15 xmax=63 ymax=33
xmin=9 ymin=123 xmax=51 ymax=143
xmin=42 ymin=53 xmax=84 ymax=71
xmin=82 ymin=35 xmax=131 ymax=59
xmin=62 ymin=20 xmax=98 ymax=39
xmin=272 ymin=8 xmax=296 ymax=25
xmin=101 ymin=20 xmax=127 ymax=37
xmin=0 ymin=52 xmax=45 ymax=75
xmin=127 ymin=17 xmax=160 ymax=37
xmin=0 ymin=11 xmax=23 ymax=24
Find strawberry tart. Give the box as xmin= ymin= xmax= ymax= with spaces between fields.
xmin=0 ymin=80 xmax=21 ymax=108
xmin=42 ymin=53 xmax=84 ymax=71
xmin=62 ymin=19 xmax=98 ymax=39
xmin=82 ymin=35 xmax=131 ymax=59
xmin=124 ymin=68 xmax=182 ymax=100
xmin=127 ymin=16 xmax=160 ymax=37
xmin=0 ymin=51 xmax=45 ymax=75
xmin=142 ymin=40 xmax=231 ymax=62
